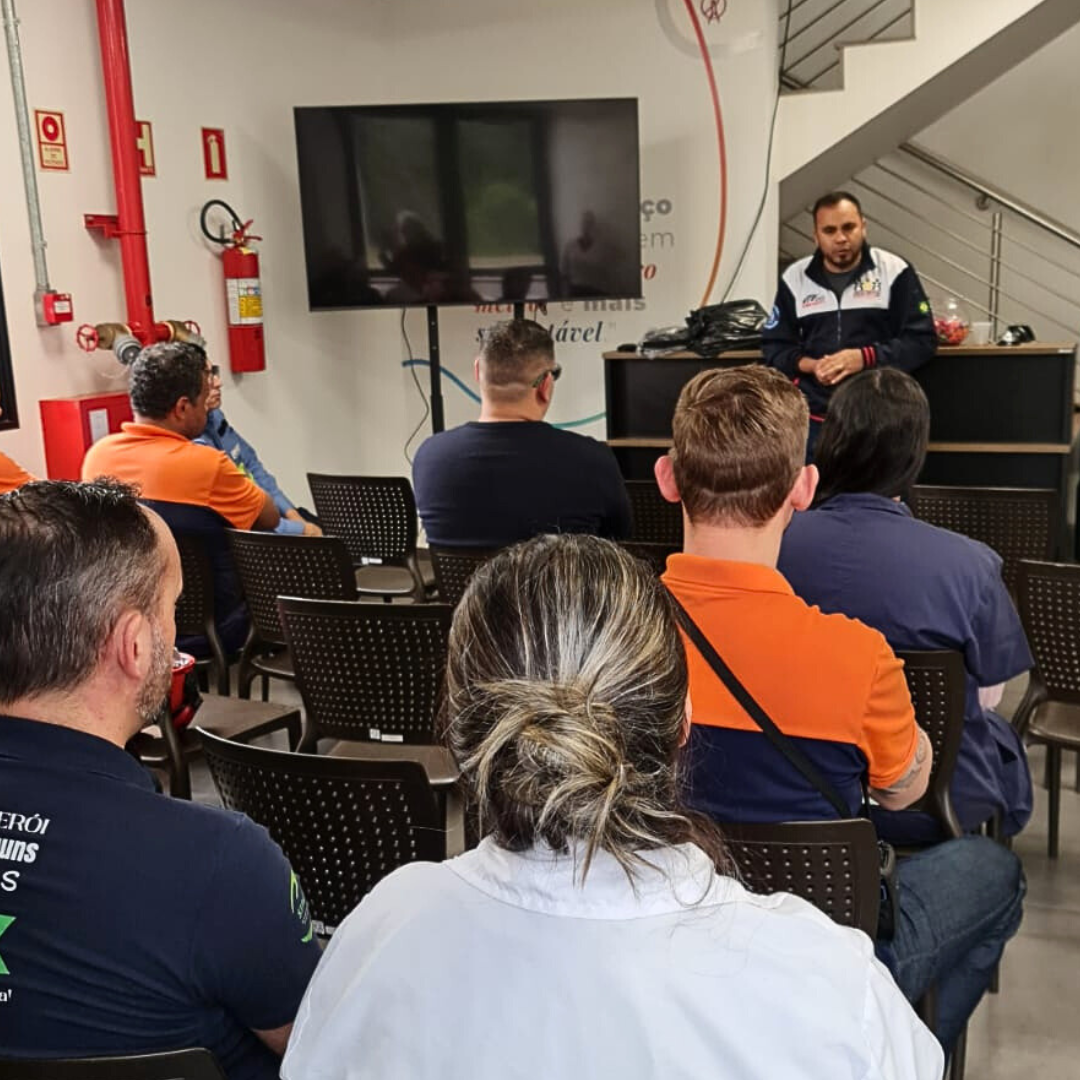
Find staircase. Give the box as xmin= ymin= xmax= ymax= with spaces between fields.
xmin=775 ymin=0 xmax=1080 ymax=217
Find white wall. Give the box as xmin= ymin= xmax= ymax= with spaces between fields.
xmin=917 ymin=20 xmax=1080 ymax=235
xmin=0 ymin=0 xmax=779 ymax=497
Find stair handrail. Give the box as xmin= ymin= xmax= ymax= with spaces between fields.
xmin=899 ymin=142 xmax=1080 ymax=253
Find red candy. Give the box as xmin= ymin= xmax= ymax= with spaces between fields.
xmin=934 ymin=315 xmax=969 ymax=346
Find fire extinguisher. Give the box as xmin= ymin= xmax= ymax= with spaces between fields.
xmin=200 ymin=199 xmax=266 ymax=373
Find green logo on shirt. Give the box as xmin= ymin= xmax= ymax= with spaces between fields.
xmin=919 ymin=300 xmax=930 ymax=314
xmin=0 ymin=914 xmax=14 ymax=976
xmin=290 ymin=871 xmax=313 ymax=944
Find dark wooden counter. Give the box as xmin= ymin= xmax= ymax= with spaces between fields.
xmin=604 ymin=343 xmax=1079 ymax=552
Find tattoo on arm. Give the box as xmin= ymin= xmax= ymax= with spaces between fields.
xmin=874 ymin=728 xmax=931 ymax=798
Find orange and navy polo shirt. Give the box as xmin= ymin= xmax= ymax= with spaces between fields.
xmin=82 ymin=423 xmax=266 ymax=530
xmin=662 ymin=553 xmax=918 ymax=824
xmin=0 ymin=450 xmax=34 ymax=495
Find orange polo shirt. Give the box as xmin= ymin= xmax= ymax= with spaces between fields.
xmin=81 ymin=423 xmax=266 ymax=530
xmin=0 ymin=450 xmax=34 ymax=494
xmin=662 ymin=554 xmax=918 ymax=822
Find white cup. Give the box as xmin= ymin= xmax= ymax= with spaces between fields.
xmin=970 ymin=321 xmax=992 ymax=346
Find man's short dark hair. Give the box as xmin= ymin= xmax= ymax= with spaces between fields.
xmin=479 ymin=320 xmax=555 ymax=400
xmin=814 ymin=369 xmax=930 ymax=504
xmin=129 ymin=341 xmax=208 ymax=419
xmin=0 ymin=480 xmax=164 ymax=705
xmin=812 ymin=190 xmax=863 ymax=223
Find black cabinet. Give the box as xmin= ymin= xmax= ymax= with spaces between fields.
xmin=604 ymin=344 xmax=1079 ymax=550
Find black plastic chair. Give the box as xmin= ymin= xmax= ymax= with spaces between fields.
xmin=198 ymin=729 xmax=445 ymax=937
xmin=909 ymin=485 xmax=1058 ymax=595
xmin=892 ymin=650 xmax=967 ymax=840
xmin=226 ymin=531 xmax=358 ymax=701
xmin=278 ymin=596 xmax=452 ymax=751
xmin=428 ymin=546 xmax=500 ymax=608
xmin=0 ymin=1049 xmax=225 ymax=1080
xmin=721 ymin=818 xmax=881 ymax=939
xmin=618 ymin=540 xmax=679 ymax=577
xmin=1014 ymin=559 xmax=1080 ymax=858
xmin=127 ymin=696 xmax=303 ymax=799
xmin=625 ymin=479 xmax=683 ymax=546
xmin=171 ymin=534 xmax=231 ymax=696
xmin=307 ymin=473 xmax=434 ymax=600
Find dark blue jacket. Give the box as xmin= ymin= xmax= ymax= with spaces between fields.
xmin=763 ymin=246 xmax=937 ymax=418
xmin=779 ymin=493 xmax=1033 ymax=841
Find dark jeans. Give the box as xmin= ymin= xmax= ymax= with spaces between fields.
xmin=876 ymin=835 xmax=1025 ymax=1052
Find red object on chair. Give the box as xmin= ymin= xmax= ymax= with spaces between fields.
xmin=39 ymin=392 xmax=133 ymax=480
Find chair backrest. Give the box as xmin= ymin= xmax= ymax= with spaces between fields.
xmin=142 ymin=500 xmax=247 ymax=656
xmin=618 ymin=540 xmax=679 ymax=577
xmin=278 ymin=596 xmax=452 ymax=745
xmin=1017 ymin=559 xmax=1080 ymax=706
xmin=197 ymin=730 xmax=444 ymax=937
xmin=307 ymin=473 xmax=418 ymax=564
xmin=625 ymin=479 xmax=683 ymax=546
xmin=226 ymin=530 xmax=358 ymax=646
xmin=908 ymin=485 xmax=1058 ymax=594
xmin=721 ymin=818 xmax=880 ymax=939
xmin=894 ymin=649 xmax=967 ymax=838
xmin=0 ymin=1049 xmax=226 ymax=1080
xmin=428 ymin=545 xmax=500 ymax=607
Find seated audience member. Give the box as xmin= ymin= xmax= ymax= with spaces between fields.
xmin=412 ymin=319 xmax=631 ymax=547
xmin=656 ymin=366 xmax=1023 ymax=1054
xmin=0 ymin=448 xmax=34 ymax=494
xmin=82 ymin=342 xmax=279 ymax=533
xmin=83 ymin=342 xmax=278 ymax=654
xmin=195 ymin=362 xmax=322 ymax=537
xmin=0 ymin=480 xmax=319 ymax=1078
xmin=282 ymin=534 xmax=943 ymax=1080
xmin=779 ymin=369 xmax=1033 ymax=841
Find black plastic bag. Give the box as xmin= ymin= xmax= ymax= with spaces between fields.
xmin=686 ymin=299 xmax=769 ymax=357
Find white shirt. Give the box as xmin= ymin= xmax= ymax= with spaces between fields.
xmin=283 ymin=839 xmax=943 ymax=1080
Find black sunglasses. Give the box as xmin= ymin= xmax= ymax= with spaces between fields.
xmin=531 ymin=364 xmax=562 ymax=388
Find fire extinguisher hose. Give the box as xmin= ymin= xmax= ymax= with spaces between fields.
xmin=199 ymin=199 xmax=244 ymax=246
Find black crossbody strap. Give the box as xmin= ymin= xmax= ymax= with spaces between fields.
xmin=667 ymin=590 xmax=851 ymax=820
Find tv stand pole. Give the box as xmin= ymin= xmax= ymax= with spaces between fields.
xmin=426 ymin=304 xmax=445 ymax=433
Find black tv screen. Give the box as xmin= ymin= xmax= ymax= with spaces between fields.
xmin=294 ymin=98 xmax=641 ymax=310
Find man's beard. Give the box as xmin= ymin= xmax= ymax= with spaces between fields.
xmin=135 ymin=622 xmax=174 ymax=724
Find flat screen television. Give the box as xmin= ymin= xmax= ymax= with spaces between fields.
xmin=294 ymin=97 xmax=641 ymax=310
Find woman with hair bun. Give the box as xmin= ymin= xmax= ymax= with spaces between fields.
xmin=283 ymin=534 xmax=941 ymax=1080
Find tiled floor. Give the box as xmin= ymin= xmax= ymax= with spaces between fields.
xmin=190 ymin=672 xmax=1080 ymax=1073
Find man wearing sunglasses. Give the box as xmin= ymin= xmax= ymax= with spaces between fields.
xmin=196 ymin=363 xmax=322 ymax=537
xmin=413 ymin=319 xmax=631 ymax=548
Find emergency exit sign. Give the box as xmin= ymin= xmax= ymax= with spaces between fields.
xmin=201 ymin=127 xmax=228 ymax=180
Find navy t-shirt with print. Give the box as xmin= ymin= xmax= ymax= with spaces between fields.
xmin=412 ymin=420 xmax=632 ymax=548
xmin=0 ymin=716 xmax=320 ymax=1079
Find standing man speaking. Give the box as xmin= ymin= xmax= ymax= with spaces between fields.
xmin=763 ymin=191 xmax=936 ymax=456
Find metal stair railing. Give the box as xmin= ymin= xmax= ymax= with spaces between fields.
xmin=781 ymin=0 xmax=913 ymax=89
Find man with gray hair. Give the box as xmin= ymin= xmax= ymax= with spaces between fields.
xmin=0 ymin=480 xmax=319 ymax=1077
xmin=413 ymin=319 xmax=631 ymax=548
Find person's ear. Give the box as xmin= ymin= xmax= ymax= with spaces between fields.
xmin=680 ymin=689 xmax=693 ymax=747
xmin=473 ymin=356 xmax=481 ymax=383
xmin=654 ymin=453 xmax=681 ymax=504
xmin=536 ymin=374 xmax=554 ymax=406
xmin=109 ymin=609 xmax=152 ymax=683
xmin=789 ymin=464 xmax=819 ymax=512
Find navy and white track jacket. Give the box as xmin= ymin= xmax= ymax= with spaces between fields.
xmin=762 ymin=245 xmax=937 ymax=418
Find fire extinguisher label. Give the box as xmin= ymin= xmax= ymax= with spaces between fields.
xmin=226 ymin=278 xmax=263 ymax=325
